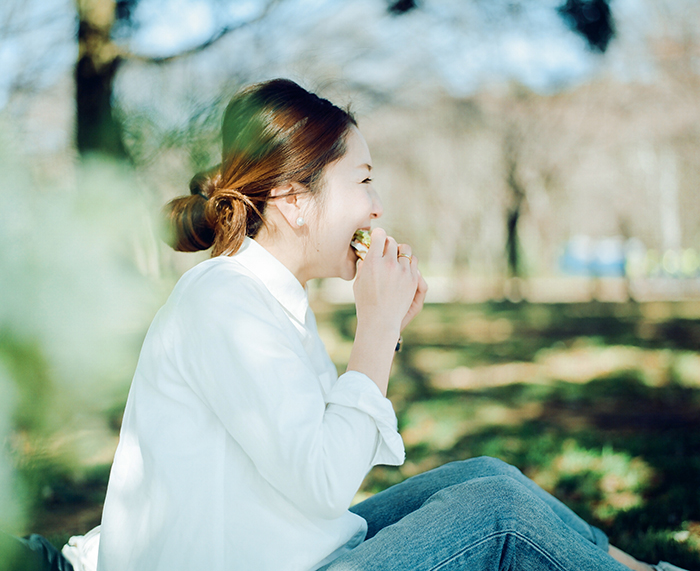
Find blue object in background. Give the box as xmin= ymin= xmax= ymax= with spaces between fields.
xmin=559 ymin=236 xmax=626 ymax=277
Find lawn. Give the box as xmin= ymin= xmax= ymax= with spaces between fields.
xmin=17 ymin=301 xmax=700 ymax=568
xmin=316 ymin=300 xmax=700 ymax=569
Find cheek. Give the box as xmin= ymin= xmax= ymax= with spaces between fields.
xmin=311 ymin=189 xmax=367 ymax=255
xmin=310 ymin=214 xmax=348 ymax=261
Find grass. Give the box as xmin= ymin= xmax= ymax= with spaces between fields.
xmin=322 ymin=301 xmax=700 ymax=569
xmin=13 ymin=301 xmax=700 ymax=568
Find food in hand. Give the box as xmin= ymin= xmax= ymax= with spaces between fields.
xmin=351 ymin=229 xmax=371 ymax=260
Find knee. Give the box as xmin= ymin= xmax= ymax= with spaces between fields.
xmin=452 ymin=456 xmax=522 ymax=480
xmin=443 ymin=475 xmax=536 ymax=527
xmin=481 ymin=476 xmax=536 ymax=523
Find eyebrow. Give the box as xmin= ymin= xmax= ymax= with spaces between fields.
xmin=357 ymin=163 xmax=372 ymax=171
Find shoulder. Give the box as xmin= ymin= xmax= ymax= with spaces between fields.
xmin=169 ymin=256 xmax=277 ymax=322
xmin=178 ymin=256 xmax=261 ymax=292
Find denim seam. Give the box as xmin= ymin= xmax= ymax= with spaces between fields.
xmin=589 ymin=523 xmax=609 ymax=550
xmin=429 ymin=529 xmax=567 ymax=571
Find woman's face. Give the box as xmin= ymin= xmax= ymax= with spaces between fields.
xmin=305 ymin=126 xmax=382 ymax=281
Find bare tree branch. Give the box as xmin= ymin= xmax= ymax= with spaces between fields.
xmin=126 ymin=0 xmax=282 ymax=65
xmin=0 ymin=0 xmax=24 ymax=39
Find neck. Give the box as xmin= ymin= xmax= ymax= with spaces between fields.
xmin=254 ymin=222 xmax=312 ymax=287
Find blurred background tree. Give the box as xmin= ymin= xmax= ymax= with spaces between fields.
xmin=6 ymin=0 xmax=698 ymax=281
xmin=74 ymin=0 xmax=280 ymax=159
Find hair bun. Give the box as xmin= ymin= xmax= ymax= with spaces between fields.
xmin=189 ymin=166 xmax=221 ymax=200
xmin=162 ymin=168 xmax=219 ymax=252
xmin=204 ymin=187 xmax=250 ymax=256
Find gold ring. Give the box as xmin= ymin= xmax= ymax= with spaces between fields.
xmin=397 ymin=253 xmax=412 ymax=261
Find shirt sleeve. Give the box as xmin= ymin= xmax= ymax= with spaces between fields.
xmin=172 ymin=269 xmax=405 ymax=520
xmin=326 ymin=371 xmax=405 ymax=468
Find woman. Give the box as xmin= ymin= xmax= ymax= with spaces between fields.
xmin=61 ymin=79 xmax=685 ymax=571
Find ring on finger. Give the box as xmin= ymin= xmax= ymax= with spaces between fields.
xmin=397 ymin=253 xmax=412 ymax=261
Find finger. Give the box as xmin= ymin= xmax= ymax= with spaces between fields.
xmin=368 ymin=228 xmax=387 ymax=259
xmin=384 ymin=236 xmax=398 ymax=260
xmin=409 ymin=274 xmax=428 ymax=313
xmin=415 ymin=267 xmax=428 ymax=291
xmin=397 ymin=244 xmax=413 ymax=264
xmin=419 ymin=274 xmax=429 ymax=294
xmin=407 ymin=256 xmax=422 ymax=285
xmin=416 ymin=274 xmax=429 ymax=301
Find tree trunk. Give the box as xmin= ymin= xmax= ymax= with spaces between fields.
xmin=504 ymin=130 xmax=526 ymax=279
xmin=506 ymin=206 xmax=521 ymax=277
xmin=75 ymin=0 xmax=127 ymax=159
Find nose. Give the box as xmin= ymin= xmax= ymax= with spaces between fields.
xmin=370 ymin=188 xmax=383 ymax=219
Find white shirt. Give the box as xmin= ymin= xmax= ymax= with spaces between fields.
xmin=96 ymin=237 xmax=405 ymax=571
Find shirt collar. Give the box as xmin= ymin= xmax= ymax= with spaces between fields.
xmin=232 ymin=237 xmax=310 ymax=326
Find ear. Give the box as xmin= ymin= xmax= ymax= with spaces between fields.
xmin=269 ymin=182 xmax=309 ymax=229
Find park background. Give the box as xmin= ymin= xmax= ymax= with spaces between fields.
xmin=1 ymin=0 xmax=699 ymax=567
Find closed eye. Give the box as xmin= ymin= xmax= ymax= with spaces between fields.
xmin=361 ymin=177 xmax=373 ymax=184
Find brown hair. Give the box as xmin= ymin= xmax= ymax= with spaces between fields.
xmin=164 ymin=79 xmax=356 ymax=256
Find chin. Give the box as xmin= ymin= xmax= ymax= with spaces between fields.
xmin=339 ymin=264 xmax=358 ymax=281
xmin=338 ymin=254 xmax=359 ymax=281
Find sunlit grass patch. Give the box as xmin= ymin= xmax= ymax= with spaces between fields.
xmin=401 ymin=396 xmax=542 ymax=450
xmin=411 ymin=348 xmax=465 ymax=375
xmin=400 ymin=398 xmax=476 ymax=451
xmin=535 ymin=344 xmax=651 ymax=385
xmin=673 ymin=352 xmax=700 ymax=388
xmin=673 ymin=522 xmax=700 ymax=552
xmin=430 ymin=362 xmax=544 ymax=390
xmin=420 ymin=342 xmax=700 ymax=394
xmin=531 ymin=440 xmax=656 ymax=523
xmin=404 ymin=304 xmax=517 ymax=348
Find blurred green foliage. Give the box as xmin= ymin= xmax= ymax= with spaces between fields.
xmin=0 ymin=331 xmax=53 ymax=433
xmin=0 ymin=145 xmax=170 ymax=544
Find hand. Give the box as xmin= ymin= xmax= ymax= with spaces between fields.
xmin=400 ymin=266 xmax=428 ymax=332
xmin=392 ymin=240 xmax=428 ymax=332
xmin=349 ymin=228 xmax=421 ymax=394
xmin=353 ymin=228 xmax=419 ymax=335
xmin=394 ymin=241 xmax=428 ymax=331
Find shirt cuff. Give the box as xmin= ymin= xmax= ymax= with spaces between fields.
xmin=326 ymin=371 xmax=405 ymax=467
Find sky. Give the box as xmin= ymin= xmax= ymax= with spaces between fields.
xmin=125 ymin=0 xmax=599 ymax=94
xmin=0 ymin=0 xmax=76 ymax=108
xmin=0 ymin=0 xmax=648 ymax=110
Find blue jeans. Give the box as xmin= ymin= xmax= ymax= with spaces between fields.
xmin=320 ymin=457 xmax=630 ymax=571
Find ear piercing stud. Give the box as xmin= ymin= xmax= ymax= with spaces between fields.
xmin=296 ymin=217 xmax=305 ymax=227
